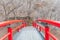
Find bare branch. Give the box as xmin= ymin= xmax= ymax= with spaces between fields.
xmin=6 ymin=4 xmax=23 ymax=16
xmin=0 ymin=0 xmax=14 ymax=20
xmin=6 ymin=0 xmax=13 ymax=6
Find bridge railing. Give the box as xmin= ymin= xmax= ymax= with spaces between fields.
xmin=0 ymin=20 xmax=27 ymax=40
xmin=32 ymin=19 xmax=59 ymax=40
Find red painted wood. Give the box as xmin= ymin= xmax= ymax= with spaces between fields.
xmin=8 ymin=27 xmax=13 ymax=40
xmin=0 ymin=20 xmax=24 ymax=27
xmin=37 ymin=19 xmax=60 ymax=28
xmin=35 ymin=19 xmax=59 ymax=40
xmin=0 ymin=33 xmax=10 ymax=40
xmin=48 ymin=32 xmax=58 ymax=40
xmin=0 ymin=20 xmax=25 ymax=40
xmin=45 ymin=26 xmax=49 ymax=40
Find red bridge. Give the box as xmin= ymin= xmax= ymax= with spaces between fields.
xmin=0 ymin=19 xmax=60 ymax=40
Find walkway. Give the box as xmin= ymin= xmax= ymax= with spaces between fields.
xmin=13 ymin=26 xmax=44 ymax=40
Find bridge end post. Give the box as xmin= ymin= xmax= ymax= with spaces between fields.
xmin=8 ymin=27 xmax=13 ymax=40
xmin=45 ymin=26 xmax=49 ymax=40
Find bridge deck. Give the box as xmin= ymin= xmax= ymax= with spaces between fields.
xmin=13 ymin=26 xmax=44 ymax=40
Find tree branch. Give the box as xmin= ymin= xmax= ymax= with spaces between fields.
xmin=6 ymin=4 xmax=23 ymax=16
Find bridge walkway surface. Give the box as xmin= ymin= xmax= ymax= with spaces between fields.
xmin=13 ymin=26 xmax=44 ymax=40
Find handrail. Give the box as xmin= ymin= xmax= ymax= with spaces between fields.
xmin=0 ymin=20 xmax=24 ymax=27
xmin=32 ymin=19 xmax=59 ymax=40
xmin=0 ymin=33 xmax=10 ymax=40
xmin=48 ymin=32 xmax=58 ymax=40
xmin=0 ymin=20 xmax=27 ymax=40
xmin=37 ymin=19 xmax=60 ymax=28
xmin=0 ymin=19 xmax=59 ymax=40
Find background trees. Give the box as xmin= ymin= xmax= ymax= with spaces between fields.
xmin=0 ymin=0 xmax=60 ymax=21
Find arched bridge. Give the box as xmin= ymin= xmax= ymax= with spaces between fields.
xmin=0 ymin=19 xmax=60 ymax=40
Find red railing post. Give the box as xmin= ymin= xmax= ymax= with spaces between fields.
xmin=45 ymin=26 xmax=49 ymax=40
xmin=32 ymin=22 xmax=37 ymax=28
xmin=24 ymin=22 xmax=27 ymax=27
xmin=8 ymin=27 xmax=13 ymax=40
